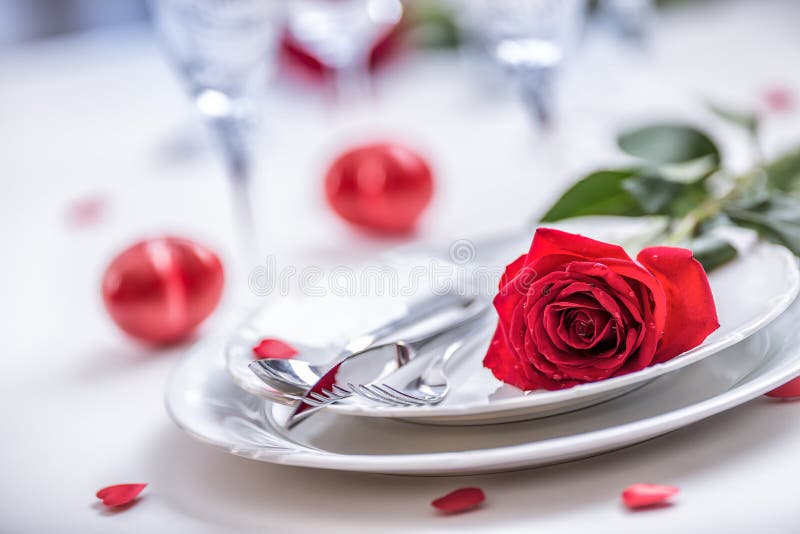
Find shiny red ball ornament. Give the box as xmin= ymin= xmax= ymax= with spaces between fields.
xmin=324 ymin=143 xmax=434 ymax=234
xmin=102 ymin=237 xmax=224 ymax=345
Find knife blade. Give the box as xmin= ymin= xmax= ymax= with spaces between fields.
xmin=286 ymin=342 xmax=410 ymax=428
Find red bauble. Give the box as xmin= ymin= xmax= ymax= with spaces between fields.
xmin=324 ymin=143 xmax=434 ymax=234
xmin=102 ymin=237 xmax=224 ymax=345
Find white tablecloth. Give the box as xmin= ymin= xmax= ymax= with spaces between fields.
xmin=3 ymin=0 xmax=800 ymax=532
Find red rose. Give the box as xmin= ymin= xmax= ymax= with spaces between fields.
xmin=484 ymin=228 xmax=719 ymax=391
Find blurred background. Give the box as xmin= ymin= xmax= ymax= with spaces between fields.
xmin=2 ymin=0 xmax=799 ymax=313
xmin=0 ymin=0 xmax=148 ymax=44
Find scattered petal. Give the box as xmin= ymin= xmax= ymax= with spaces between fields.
xmin=763 ymin=86 xmax=794 ymax=113
xmin=253 ymin=338 xmax=299 ymax=360
xmin=96 ymin=484 xmax=147 ymax=507
xmin=431 ymin=487 xmax=485 ymax=514
xmin=622 ymin=483 xmax=679 ymax=510
xmin=66 ymin=195 xmax=107 ymax=228
xmin=766 ymin=377 xmax=800 ymax=399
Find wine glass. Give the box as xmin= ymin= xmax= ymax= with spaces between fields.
xmin=148 ymin=0 xmax=285 ymax=261
xmin=460 ymin=0 xmax=586 ymax=127
xmin=286 ymin=0 xmax=403 ymax=100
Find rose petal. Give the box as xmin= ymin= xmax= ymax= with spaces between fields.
xmin=431 ymin=487 xmax=485 ymax=514
xmin=484 ymin=323 xmax=535 ymax=390
xmin=763 ymin=86 xmax=794 ymax=112
xmin=500 ymin=253 xmax=528 ymax=288
xmin=637 ymin=247 xmax=719 ymax=363
xmin=526 ymin=228 xmax=633 ymax=266
xmin=96 ymin=484 xmax=147 ymax=507
xmin=494 ymin=262 xmax=537 ymax=328
xmin=531 ymin=281 xmax=630 ymax=372
xmin=622 ymin=483 xmax=679 ymax=510
xmin=533 ymin=305 xmax=619 ymax=376
xmin=615 ymin=282 xmax=660 ymax=374
xmin=597 ymin=258 xmax=667 ymax=344
xmin=766 ymin=376 xmax=800 ymax=399
xmin=563 ymin=262 xmax=646 ymax=325
xmin=66 ymin=195 xmax=107 ymax=228
xmin=253 ymin=338 xmax=299 ymax=360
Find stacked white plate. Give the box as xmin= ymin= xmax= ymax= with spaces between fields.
xmin=166 ymin=224 xmax=800 ymax=475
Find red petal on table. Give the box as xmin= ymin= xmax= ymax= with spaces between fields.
xmin=431 ymin=487 xmax=485 ymax=514
xmin=622 ymin=483 xmax=679 ymax=510
xmin=96 ymin=484 xmax=147 ymax=507
xmin=66 ymin=195 xmax=107 ymax=228
xmin=766 ymin=377 xmax=800 ymax=399
xmin=253 ymin=338 xmax=299 ymax=360
xmin=763 ymin=87 xmax=794 ymax=112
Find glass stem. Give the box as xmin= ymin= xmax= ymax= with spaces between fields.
xmin=333 ymin=53 xmax=372 ymax=104
xmin=518 ymin=68 xmax=555 ymax=128
xmin=211 ymin=117 xmax=260 ymax=273
xmin=604 ymin=0 xmax=654 ymax=40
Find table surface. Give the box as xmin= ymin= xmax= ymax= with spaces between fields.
xmin=3 ymin=1 xmax=800 ymax=532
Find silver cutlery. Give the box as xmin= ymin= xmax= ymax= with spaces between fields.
xmin=299 ymin=332 xmax=471 ymax=407
xmin=249 ymin=290 xmax=477 ymax=398
xmin=290 ymin=309 xmax=495 ymax=407
xmin=282 ymin=301 xmax=495 ymax=428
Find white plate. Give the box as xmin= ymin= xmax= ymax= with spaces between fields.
xmin=226 ymin=234 xmax=799 ymax=424
xmin=167 ymin=293 xmax=800 ymax=475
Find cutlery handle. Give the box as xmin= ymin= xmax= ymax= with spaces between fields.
xmin=343 ymin=290 xmax=475 ymax=354
xmin=405 ymin=301 xmax=496 ymax=357
xmin=342 ymin=229 xmax=526 ymax=355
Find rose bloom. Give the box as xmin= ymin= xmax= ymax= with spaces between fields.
xmin=484 ymin=228 xmax=719 ymax=391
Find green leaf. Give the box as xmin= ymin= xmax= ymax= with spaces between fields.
xmin=765 ymin=147 xmax=800 ymax=196
xmin=409 ymin=0 xmax=461 ymax=48
xmin=670 ymin=185 xmax=710 ymax=218
xmin=540 ymin=169 xmax=644 ymax=222
xmin=621 ymin=174 xmax=709 ymax=217
xmin=724 ymin=194 xmax=800 ymax=255
xmin=657 ymin=154 xmax=720 ymax=183
xmin=689 ymin=234 xmax=738 ymax=272
xmin=617 ymin=124 xmax=721 ymax=172
xmin=621 ymin=174 xmax=683 ymax=214
xmin=706 ymin=101 xmax=759 ymax=135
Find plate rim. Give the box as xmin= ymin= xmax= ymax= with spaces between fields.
xmin=166 ymin=299 xmax=800 ymax=474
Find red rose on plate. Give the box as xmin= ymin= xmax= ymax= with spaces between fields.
xmin=484 ymin=228 xmax=719 ymax=391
